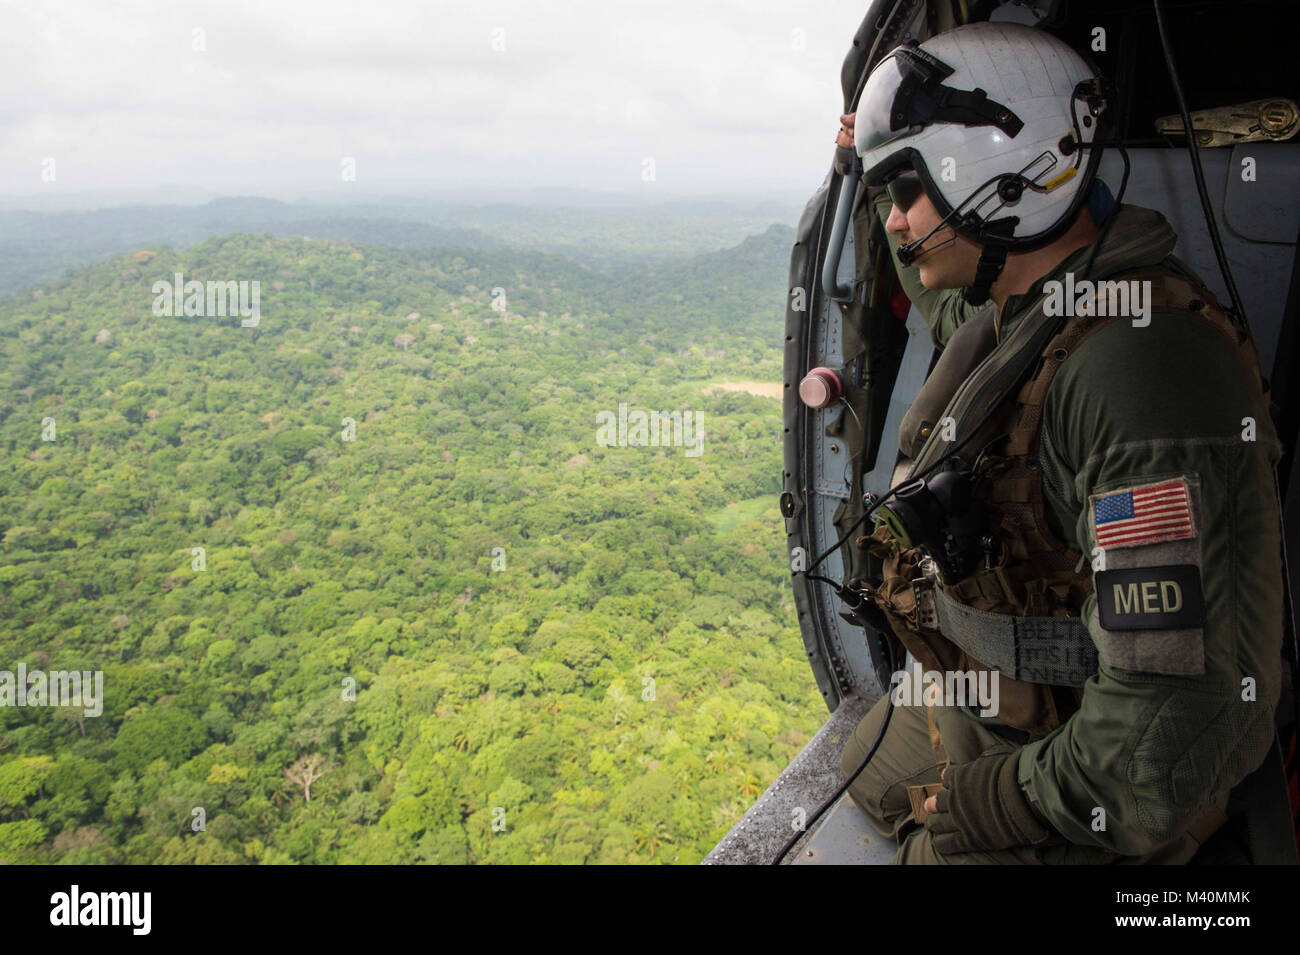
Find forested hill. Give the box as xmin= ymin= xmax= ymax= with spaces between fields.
xmin=0 ymin=199 xmax=506 ymax=300
xmin=0 ymin=227 xmax=821 ymax=864
xmin=618 ymin=224 xmax=797 ymax=329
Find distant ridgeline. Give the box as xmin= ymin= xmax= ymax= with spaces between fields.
xmin=0 ymin=197 xmax=796 ymax=298
xmin=0 ymin=228 xmax=820 ymax=864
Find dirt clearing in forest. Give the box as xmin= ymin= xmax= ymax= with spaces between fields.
xmin=703 ymin=381 xmax=782 ymax=400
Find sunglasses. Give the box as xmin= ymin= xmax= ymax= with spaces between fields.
xmin=882 ymin=168 xmax=925 ymax=212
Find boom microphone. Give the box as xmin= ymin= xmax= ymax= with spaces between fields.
xmin=897 ymin=224 xmax=956 ymax=266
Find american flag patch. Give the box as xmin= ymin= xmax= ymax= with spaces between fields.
xmin=1090 ymin=478 xmax=1196 ymax=550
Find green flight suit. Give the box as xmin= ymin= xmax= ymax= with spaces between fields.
xmin=842 ymin=195 xmax=1285 ymax=863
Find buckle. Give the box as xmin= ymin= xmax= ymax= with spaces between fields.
xmin=912 ymin=574 xmax=939 ymax=631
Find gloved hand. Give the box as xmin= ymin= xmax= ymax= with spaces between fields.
xmin=923 ymin=752 xmax=1064 ymax=854
xmin=834 ymin=112 xmax=856 ymax=176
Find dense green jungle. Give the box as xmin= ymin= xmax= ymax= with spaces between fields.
xmin=0 ymin=206 xmax=829 ymax=864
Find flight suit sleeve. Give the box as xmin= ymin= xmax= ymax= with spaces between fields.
xmin=1014 ymin=311 xmax=1285 ymax=856
xmin=872 ymin=192 xmax=978 ymax=349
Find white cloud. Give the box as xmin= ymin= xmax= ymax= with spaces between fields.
xmin=0 ymin=0 xmax=867 ymax=203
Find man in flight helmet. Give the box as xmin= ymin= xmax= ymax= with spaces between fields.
xmin=836 ymin=22 xmax=1286 ymax=864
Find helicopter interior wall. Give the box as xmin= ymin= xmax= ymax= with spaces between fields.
xmin=1051 ymin=0 xmax=1299 ymax=147
xmin=802 ymin=191 xmax=906 ymax=707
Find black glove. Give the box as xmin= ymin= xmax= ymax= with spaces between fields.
xmin=923 ymin=752 xmax=1064 ymax=854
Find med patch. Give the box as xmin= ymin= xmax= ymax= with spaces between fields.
xmin=1096 ymin=565 xmax=1205 ymax=630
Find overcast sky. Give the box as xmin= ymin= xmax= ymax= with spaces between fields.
xmin=0 ymin=0 xmax=870 ymax=207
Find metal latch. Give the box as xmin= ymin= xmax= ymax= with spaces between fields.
xmin=1156 ymin=98 xmax=1299 ymax=147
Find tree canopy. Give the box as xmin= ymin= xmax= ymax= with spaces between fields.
xmin=0 ymin=223 xmax=820 ymax=864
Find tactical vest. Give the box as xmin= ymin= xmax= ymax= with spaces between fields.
xmin=863 ymin=263 xmax=1268 ymax=734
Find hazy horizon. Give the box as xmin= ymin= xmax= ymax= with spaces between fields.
xmin=0 ymin=185 xmax=812 ymax=217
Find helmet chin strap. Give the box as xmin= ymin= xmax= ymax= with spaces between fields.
xmin=960 ymin=241 xmax=1009 ymax=306
xmin=960 ymin=218 xmax=1018 ymax=305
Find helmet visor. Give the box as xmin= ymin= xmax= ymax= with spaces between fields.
xmin=855 ymin=42 xmax=1023 ymax=185
xmin=853 ymin=51 xmax=917 ymax=171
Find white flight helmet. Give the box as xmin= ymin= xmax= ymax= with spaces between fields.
xmin=855 ymin=22 xmax=1109 ymax=303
